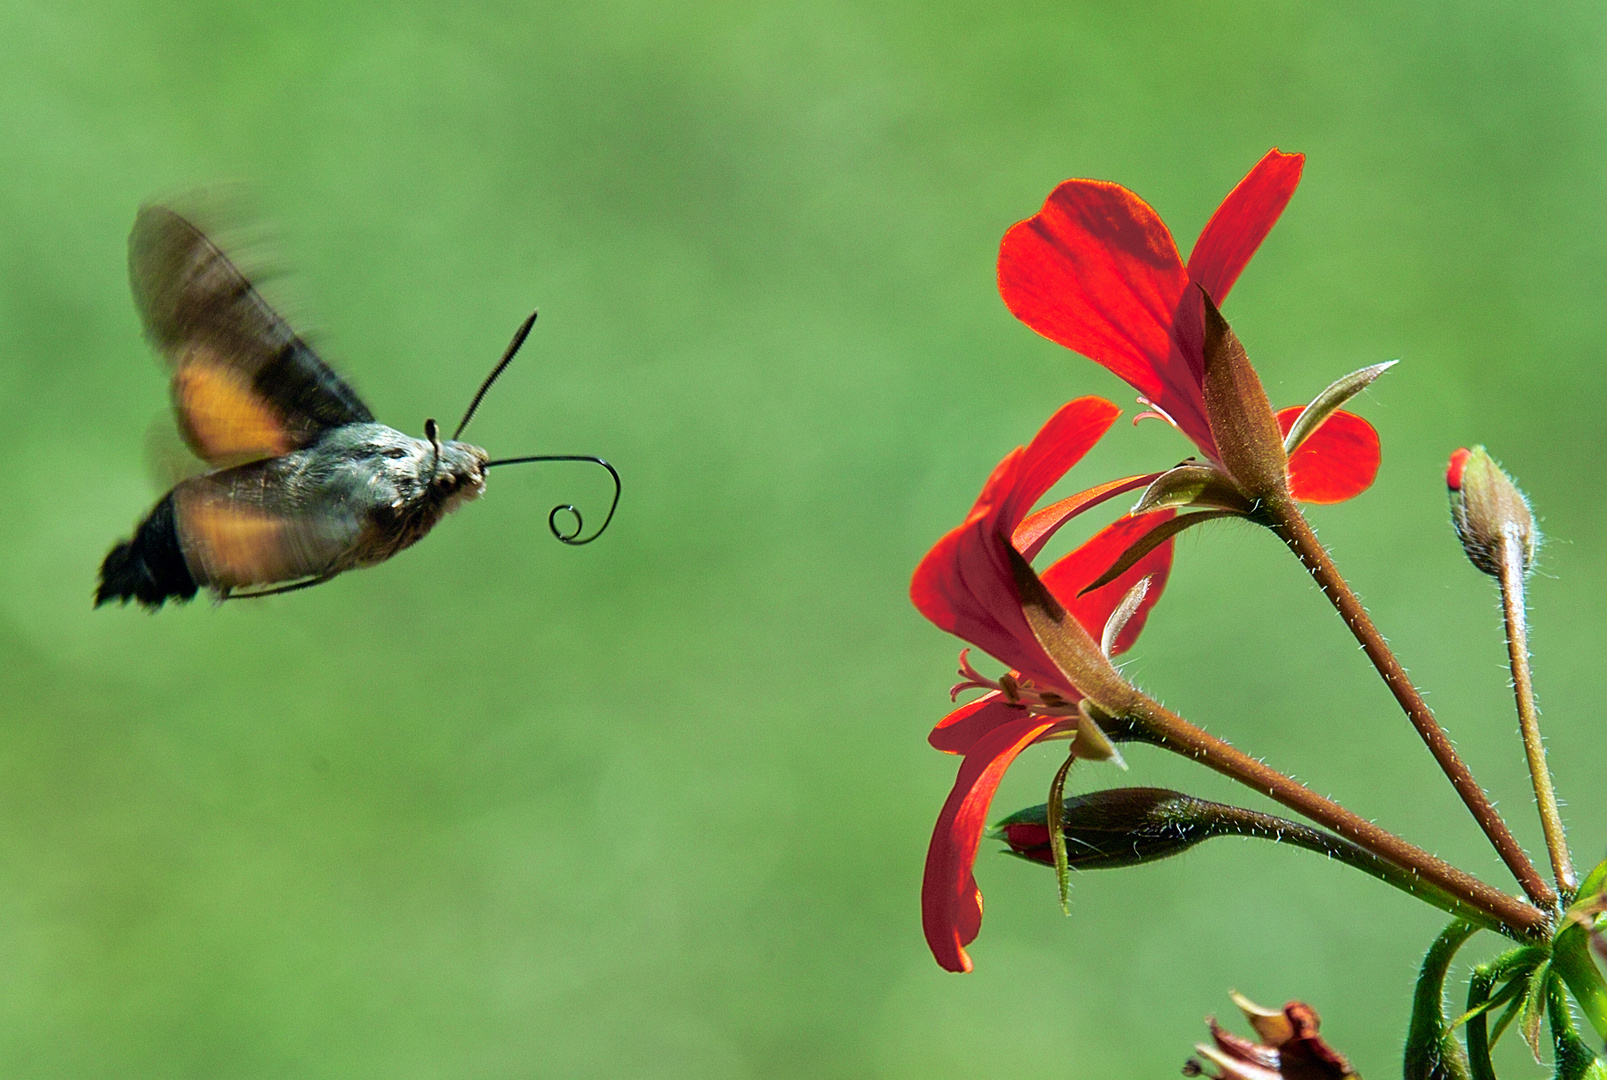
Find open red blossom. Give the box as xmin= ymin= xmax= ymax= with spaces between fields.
xmin=911 ymin=398 xmax=1173 ymax=972
xmin=999 ymin=149 xmax=1380 ymax=504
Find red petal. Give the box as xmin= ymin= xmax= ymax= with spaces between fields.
xmin=1040 ymin=512 xmax=1175 ymax=655
xmin=1000 ymin=822 xmax=1053 ymax=862
xmin=1447 ymin=447 xmax=1471 ymax=490
xmin=1004 ymin=397 xmax=1124 ymax=526
xmin=929 ymin=692 xmax=1023 ymax=756
xmin=922 ymin=715 xmax=1060 ymax=972
xmin=910 ymin=399 xmax=1120 ymax=687
xmin=1277 ymin=406 xmax=1381 ymax=504
xmin=998 ymin=181 xmax=1215 ymax=456
xmin=1187 ymin=149 xmax=1304 ymax=305
xmin=1012 ymin=472 xmax=1162 ymax=561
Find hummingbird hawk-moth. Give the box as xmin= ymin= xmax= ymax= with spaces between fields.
xmin=96 ymin=204 xmax=618 ymax=609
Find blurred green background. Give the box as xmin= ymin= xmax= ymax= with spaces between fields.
xmin=1 ymin=0 xmax=1604 ymax=1075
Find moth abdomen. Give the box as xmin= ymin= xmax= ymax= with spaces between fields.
xmin=95 ymin=492 xmax=199 ymax=609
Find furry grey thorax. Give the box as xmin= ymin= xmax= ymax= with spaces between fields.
xmin=279 ymin=422 xmax=488 ymax=564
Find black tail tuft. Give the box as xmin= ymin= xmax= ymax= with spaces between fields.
xmin=95 ymin=493 xmax=199 ymax=609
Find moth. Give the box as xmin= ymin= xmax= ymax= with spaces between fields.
xmin=96 ymin=204 xmax=618 ymax=609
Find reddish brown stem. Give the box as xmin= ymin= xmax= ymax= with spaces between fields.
xmin=1124 ymin=694 xmax=1550 ymax=939
xmin=1266 ymin=498 xmax=1557 ymax=911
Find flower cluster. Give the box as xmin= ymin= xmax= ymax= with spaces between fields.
xmin=912 ymin=149 xmax=1383 ymax=973
xmin=911 ymin=145 xmax=1607 ymax=1078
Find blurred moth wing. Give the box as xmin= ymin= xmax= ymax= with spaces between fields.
xmin=128 ymin=204 xmax=374 ymax=465
xmin=171 ymin=456 xmax=367 ymax=591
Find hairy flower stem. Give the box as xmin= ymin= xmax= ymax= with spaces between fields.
xmin=1497 ymin=530 xmax=1578 ymax=896
xmin=1119 ymin=694 xmax=1551 ymax=938
xmin=1265 ymin=496 xmax=1557 ymax=911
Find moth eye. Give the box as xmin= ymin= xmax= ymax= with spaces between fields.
xmin=383 ymin=448 xmax=409 ymax=460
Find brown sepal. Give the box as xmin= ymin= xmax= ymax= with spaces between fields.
xmin=1005 ymin=538 xmax=1135 ymax=712
xmin=1198 ymin=287 xmax=1289 ymax=502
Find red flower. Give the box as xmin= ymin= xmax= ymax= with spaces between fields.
xmin=911 ymin=397 xmax=1173 ymax=972
xmin=998 ymin=149 xmax=1380 ymax=505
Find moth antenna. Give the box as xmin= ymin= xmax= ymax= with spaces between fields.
xmin=483 ymin=454 xmax=621 ymax=545
xmin=424 ymin=417 xmax=442 ymax=481
xmin=454 ymin=309 xmax=537 ymax=440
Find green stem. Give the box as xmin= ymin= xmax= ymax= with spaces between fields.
xmin=1405 ymin=920 xmax=1478 ymax=1080
xmin=1188 ymin=804 xmax=1507 ymax=933
xmin=1009 ymin=788 xmax=1510 ymax=934
xmin=1547 ymin=974 xmax=1607 ymax=1080
xmin=1466 ymin=946 xmax=1549 ymax=1080
xmin=1498 ymin=530 xmax=1578 ymax=896
xmin=1266 ymin=496 xmax=1556 ymax=911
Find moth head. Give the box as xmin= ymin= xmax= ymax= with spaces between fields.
xmin=422 ymin=416 xmax=488 ymax=509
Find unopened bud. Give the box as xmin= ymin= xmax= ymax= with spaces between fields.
xmin=994 ymin=788 xmax=1214 ymax=870
xmin=1447 ymin=446 xmax=1535 ymax=577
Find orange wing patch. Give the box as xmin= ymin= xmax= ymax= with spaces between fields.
xmin=178 ymin=496 xmax=296 ymax=589
xmin=172 ymin=349 xmax=293 ymax=465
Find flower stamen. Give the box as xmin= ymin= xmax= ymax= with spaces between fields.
xmin=1132 ymin=395 xmax=1184 ymax=433
xmin=949 ymin=649 xmax=1080 ymax=716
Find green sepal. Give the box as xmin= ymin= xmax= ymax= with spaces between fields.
xmin=1554 ymin=920 xmax=1607 ymax=1043
xmin=1489 ymin=978 xmax=1531 ymax=1048
xmin=1198 ymin=289 xmax=1290 ymax=500
xmin=1046 ymin=751 xmax=1076 ymax=915
xmin=1129 ymin=464 xmax=1253 ymax=515
xmin=1405 ymin=920 xmax=1477 ymax=1080
xmin=1523 ymin=959 xmax=1556 ymax=1062
xmin=1283 ymin=360 xmax=1396 ymax=454
xmin=1451 ymin=970 xmax=1528 ymax=1030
